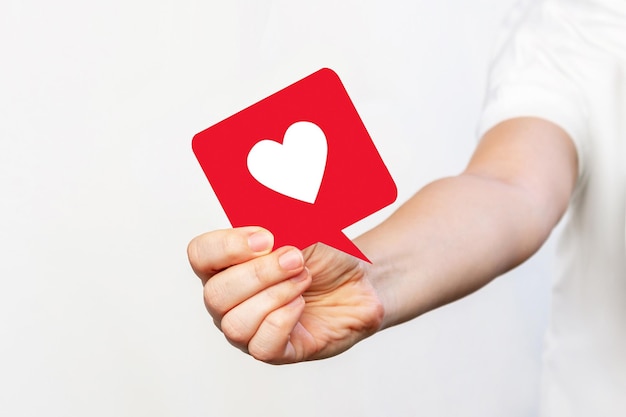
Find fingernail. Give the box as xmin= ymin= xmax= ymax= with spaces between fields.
xmin=278 ymin=249 xmax=303 ymax=270
xmin=248 ymin=231 xmax=273 ymax=253
xmin=290 ymin=268 xmax=309 ymax=283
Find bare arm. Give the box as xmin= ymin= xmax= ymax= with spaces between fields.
xmin=188 ymin=117 xmax=578 ymax=363
xmin=358 ymin=117 xmax=578 ymax=328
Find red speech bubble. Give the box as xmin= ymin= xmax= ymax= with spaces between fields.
xmin=192 ymin=68 xmax=396 ymax=262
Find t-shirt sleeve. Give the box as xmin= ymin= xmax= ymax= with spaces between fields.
xmin=477 ymin=2 xmax=589 ymax=181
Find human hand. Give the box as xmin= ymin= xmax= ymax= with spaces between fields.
xmin=187 ymin=227 xmax=384 ymax=364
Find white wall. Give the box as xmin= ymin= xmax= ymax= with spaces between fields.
xmin=0 ymin=1 xmax=555 ymax=416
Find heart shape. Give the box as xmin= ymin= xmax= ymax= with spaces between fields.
xmin=247 ymin=121 xmax=328 ymax=204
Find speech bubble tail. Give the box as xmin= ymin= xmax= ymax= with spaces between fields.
xmin=321 ymin=232 xmax=371 ymax=263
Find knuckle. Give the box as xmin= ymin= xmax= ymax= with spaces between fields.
xmin=263 ymin=311 xmax=289 ymax=335
xmin=219 ymin=231 xmax=246 ymax=260
xmin=248 ymin=342 xmax=277 ymax=363
xmin=221 ymin=314 xmax=250 ymax=346
xmin=186 ymin=237 xmax=201 ymax=269
xmin=263 ymin=282 xmax=289 ymax=305
xmin=251 ymin=258 xmax=269 ymax=285
xmin=247 ymin=315 xmax=287 ymax=363
xmin=251 ymin=256 xmax=279 ymax=287
xmin=203 ymin=281 xmax=228 ymax=316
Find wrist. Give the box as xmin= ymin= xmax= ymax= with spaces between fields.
xmin=355 ymin=228 xmax=407 ymax=331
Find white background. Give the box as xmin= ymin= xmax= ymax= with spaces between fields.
xmin=0 ymin=1 xmax=557 ymax=416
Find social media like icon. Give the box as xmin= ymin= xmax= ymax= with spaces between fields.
xmin=192 ymin=68 xmax=397 ymax=262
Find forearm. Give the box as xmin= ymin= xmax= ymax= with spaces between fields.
xmin=355 ymin=118 xmax=577 ymax=329
xmin=356 ymin=175 xmax=550 ymax=328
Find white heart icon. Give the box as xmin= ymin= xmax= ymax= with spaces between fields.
xmin=247 ymin=121 xmax=328 ymax=204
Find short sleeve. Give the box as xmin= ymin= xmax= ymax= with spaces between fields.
xmin=477 ymin=1 xmax=589 ymax=182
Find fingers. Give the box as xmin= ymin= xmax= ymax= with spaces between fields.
xmin=187 ymin=227 xmax=274 ymax=284
xmin=203 ymin=246 xmax=306 ymax=320
xmin=210 ymin=249 xmax=312 ymax=362
xmin=246 ymin=296 xmax=307 ymax=364
xmin=190 ymin=227 xmax=314 ymax=363
xmin=220 ymin=269 xmax=311 ymax=357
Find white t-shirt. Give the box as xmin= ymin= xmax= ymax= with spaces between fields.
xmin=478 ymin=0 xmax=626 ymax=415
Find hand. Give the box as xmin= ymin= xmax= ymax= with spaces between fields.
xmin=187 ymin=227 xmax=384 ymax=364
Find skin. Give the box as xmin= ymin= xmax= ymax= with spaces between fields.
xmin=188 ymin=117 xmax=578 ymax=365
